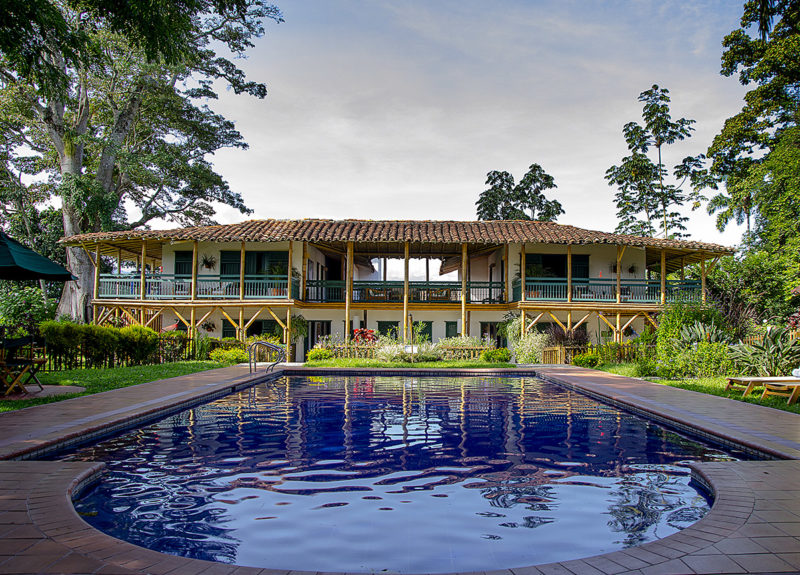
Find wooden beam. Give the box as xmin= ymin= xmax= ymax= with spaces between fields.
xmin=191 ymin=241 xmax=198 ymax=301
xmin=117 ymin=248 xmax=122 ymax=274
xmin=239 ymin=242 xmax=246 ymax=300
xmin=194 ymin=307 xmax=217 ymax=329
xmin=219 ymin=307 xmax=240 ymax=335
xmin=120 ymin=306 xmax=139 ymax=325
xmin=144 ymin=308 xmax=163 ymax=328
xmin=566 ymin=244 xmax=572 ymax=303
xmin=239 ymin=306 xmax=244 ymax=341
xmin=520 ymin=251 xmax=525 ymax=302
xmin=572 ymin=312 xmax=592 ymax=331
xmin=527 ymin=311 xmax=545 ymax=332
xmin=622 ymin=313 xmax=640 ymax=332
xmin=616 ymin=312 xmax=622 ymax=343
xmin=263 ymin=306 xmax=286 ymax=330
xmin=597 ymin=312 xmax=616 ymax=332
xmin=643 ymin=312 xmax=658 ymax=329
xmin=616 ymin=245 xmax=624 ymax=304
xmin=96 ymin=306 xmax=114 ymax=326
xmin=460 ymin=243 xmax=467 ymax=338
xmin=244 ymin=307 xmax=266 ymax=330
xmin=567 ymin=309 xmax=572 ymax=331
xmin=660 ymin=250 xmax=666 ymax=305
xmin=140 ymin=241 xmax=147 ymax=301
xmin=547 ymin=311 xmax=566 ymax=332
xmin=346 ymin=241 xmax=354 ymax=343
xmin=169 ymin=307 xmax=190 ymax=328
xmin=189 ymin=306 xmax=196 ymax=338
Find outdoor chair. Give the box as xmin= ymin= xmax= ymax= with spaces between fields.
xmin=0 ymin=336 xmax=46 ymax=395
xmin=725 ymin=375 xmax=800 ymax=400
xmin=761 ymin=382 xmax=800 ymax=405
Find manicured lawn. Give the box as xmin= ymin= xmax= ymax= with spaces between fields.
xmin=305 ymin=359 xmax=516 ymax=369
xmin=0 ymin=361 xmax=221 ymax=413
xmin=597 ymin=362 xmax=800 ymax=415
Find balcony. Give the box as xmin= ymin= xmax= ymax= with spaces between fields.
xmin=97 ymin=274 xmax=300 ymax=300
xmin=304 ymin=280 xmax=506 ymax=303
xmin=515 ymin=277 xmax=702 ymax=304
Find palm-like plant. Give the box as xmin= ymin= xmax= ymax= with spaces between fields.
xmin=729 ymin=327 xmax=800 ymax=376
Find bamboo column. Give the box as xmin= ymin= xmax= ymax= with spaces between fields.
xmin=566 ymin=245 xmax=572 ymax=303
xmin=504 ymin=244 xmax=509 ymax=302
xmin=287 ymin=241 xmax=294 ymax=299
xmin=660 ymin=250 xmax=667 ymax=305
xmin=616 ymin=312 xmax=621 ymax=344
xmin=139 ymin=241 xmax=147 ymax=325
xmin=520 ymin=251 xmax=526 ymax=302
xmin=461 ymin=243 xmax=467 ymax=336
xmin=403 ymin=242 xmax=410 ymax=343
xmin=286 ymin=307 xmax=293 ymax=362
xmin=701 ymin=257 xmax=707 ymax=305
xmin=190 ymin=307 xmax=196 ymax=340
xmin=239 ymin=307 xmax=244 ymax=341
xmin=93 ymin=244 xmax=101 ymax=305
xmin=521 ymin=309 xmax=527 ymax=335
xmin=345 ymin=241 xmax=354 ymax=343
xmin=239 ymin=242 xmax=246 ymax=300
xmin=616 ymin=246 xmax=622 ymax=304
xmin=301 ymin=241 xmax=308 ymax=299
xmin=191 ymin=241 xmax=198 ymax=301
xmin=117 ymin=248 xmax=122 ymax=274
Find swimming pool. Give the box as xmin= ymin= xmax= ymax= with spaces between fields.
xmin=62 ymin=375 xmax=751 ymax=573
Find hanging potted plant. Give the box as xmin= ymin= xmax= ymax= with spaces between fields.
xmin=200 ymin=254 xmax=217 ymax=270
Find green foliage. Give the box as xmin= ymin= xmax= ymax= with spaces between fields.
xmin=606 ymin=85 xmax=712 ymax=238
xmin=0 ymin=286 xmax=57 ymax=330
xmin=302 ymin=358 xmax=516 ymax=369
xmin=161 ymin=331 xmax=189 ymax=362
xmin=39 ymin=319 xmax=83 ymax=366
xmin=480 ymin=348 xmax=511 ymax=363
xmin=729 ymin=327 xmax=800 ymax=376
xmin=209 ymin=347 xmax=249 ymax=365
xmin=514 ymin=331 xmax=549 ymax=363
xmin=633 ymin=356 xmax=659 ymax=378
xmin=193 ymin=332 xmax=212 ymax=360
xmin=81 ymin=324 xmax=120 ymax=367
xmin=375 ymin=342 xmax=442 ymax=363
xmin=655 ymin=301 xmax=729 ymax=360
xmin=306 ymin=348 xmax=333 ymax=361
xmin=678 ymin=320 xmax=731 ymax=346
xmin=437 ymin=335 xmax=494 ymax=348
xmin=118 ymin=325 xmax=160 ymax=365
xmin=571 ymin=352 xmax=600 ymax=368
xmin=476 ymin=164 xmax=564 ymax=221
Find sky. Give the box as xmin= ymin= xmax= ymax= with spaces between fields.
xmin=200 ymin=0 xmax=750 ymax=249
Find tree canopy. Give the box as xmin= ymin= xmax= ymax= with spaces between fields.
xmin=0 ymin=0 xmax=282 ymax=320
xmin=606 ymin=85 xmax=714 ymax=239
xmin=476 ymin=164 xmax=564 ymax=221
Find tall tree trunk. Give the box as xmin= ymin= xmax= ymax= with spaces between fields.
xmin=56 ymin=203 xmax=94 ymax=322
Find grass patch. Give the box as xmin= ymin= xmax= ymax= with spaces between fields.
xmin=0 ymin=361 xmax=221 ymax=413
xmin=596 ymin=362 xmax=800 ymax=415
xmin=304 ymin=359 xmax=516 ymax=369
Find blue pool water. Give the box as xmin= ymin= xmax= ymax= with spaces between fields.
xmin=63 ymin=375 xmax=748 ymax=573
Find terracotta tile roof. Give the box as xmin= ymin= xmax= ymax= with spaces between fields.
xmin=61 ymin=219 xmax=734 ymax=253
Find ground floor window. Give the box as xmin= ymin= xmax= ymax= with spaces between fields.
xmin=222 ymin=319 xmax=280 ymax=339
xmin=480 ymin=322 xmax=507 ymax=348
xmin=445 ymin=321 xmax=458 ymax=338
xmin=305 ymin=320 xmax=331 ymax=354
xmin=377 ymin=321 xmax=399 ymax=338
xmin=413 ymin=321 xmax=433 ymax=342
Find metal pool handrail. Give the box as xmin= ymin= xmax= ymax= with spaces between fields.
xmin=248 ymin=341 xmax=285 ymax=373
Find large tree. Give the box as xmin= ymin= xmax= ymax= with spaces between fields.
xmin=476 ymin=163 xmax=564 ymax=221
xmin=0 ymin=1 xmax=282 ymax=321
xmin=705 ymin=0 xmax=800 ymax=319
xmin=605 ymin=85 xmax=715 ymax=238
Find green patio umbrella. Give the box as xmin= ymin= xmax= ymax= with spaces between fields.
xmin=0 ymin=231 xmax=76 ymax=281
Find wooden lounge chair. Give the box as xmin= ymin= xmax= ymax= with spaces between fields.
xmin=761 ymin=382 xmax=800 ymax=405
xmin=725 ymin=375 xmax=800 ymax=399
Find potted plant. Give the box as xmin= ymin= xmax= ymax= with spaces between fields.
xmin=201 ymin=320 xmax=216 ymax=332
xmin=200 ymin=254 xmax=217 ymax=270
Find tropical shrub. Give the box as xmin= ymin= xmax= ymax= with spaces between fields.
xmin=161 ymin=331 xmax=189 ymax=362
xmin=81 ymin=324 xmax=120 ymax=367
xmin=39 ymin=319 xmax=83 ymax=367
xmin=352 ymin=328 xmax=377 ymax=345
xmin=729 ymin=327 xmax=800 ymax=376
xmin=0 ymin=286 xmax=57 ymax=333
xmin=572 ymin=352 xmax=600 ymax=368
xmin=480 ymin=348 xmax=511 ymax=363
xmin=193 ymin=333 xmax=213 ymax=360
xmin=209 ymin=347 xmax=249 ymax=365
xmin=677 ymin=320 xmax=731 ymax=346
xmin=118 ymin=325 xmax=160 ymax=365
xmin=634 ymin=356 xmax=659 ymax=378
xmin=307 ymin=348 xmax=334 ymax=361
xmin=375 ymin=342 xmax=442 ymax=363
xmin=658 ymin=341 xmax=735 ymax=379
xmin=545 ymin=324 xmax=589 ymax=347
xmin=655 ymin=301 xmax=730 ymax=361
xmin=513 ymin=332 xmax=549 ymax=363
xmin=375 ymin=344 xmax=405 ymax=362
xmin=437 ymin=335 xmax=493 ymax=348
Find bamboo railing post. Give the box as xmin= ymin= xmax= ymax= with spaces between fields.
xmin=660 ymin=251 xmax=667 ymax=305
xmin=403 ymin=242 xmax=410 ymax=343
xmin=461 ymin=243 xmax=467 ymax=336
xmin=520 ymin=250 xmax=526 ymax=302
xmin=567 ymin=244 xmax=572 ymax=303
xmin=504 ymin=244 xmax=509 ymax=302
xmin=345 ymin=241 xmax=354 ymax=344
xmin=239 ymin=242 xmax=246 ymax=300
xmin=190 ymin=307 xmax=196 ymax=341
xmin=286 ymin=307 xmax=292 ymax=361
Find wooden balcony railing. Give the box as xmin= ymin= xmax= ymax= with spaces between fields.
xmin=96 ymin=274 xmax=297 ymax=300
xmin=304 ymin=280 xmax=505 ymax=304
xmin=519 ymin=277 xmax=702 ymax=304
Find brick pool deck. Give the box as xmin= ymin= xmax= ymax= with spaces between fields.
xmin=0 ymin=366 xmax=797 ymax=574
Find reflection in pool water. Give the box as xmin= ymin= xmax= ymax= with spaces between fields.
xmin=64 ymin=375 xmax=746 ymax=573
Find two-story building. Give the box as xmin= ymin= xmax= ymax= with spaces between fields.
xmin=63 ymin=219 xmax=734 ymax=359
